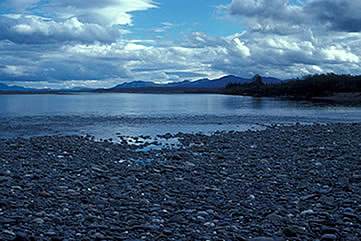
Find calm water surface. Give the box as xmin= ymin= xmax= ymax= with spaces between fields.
xmin=0 ymin=93 xmax=360 ymax=138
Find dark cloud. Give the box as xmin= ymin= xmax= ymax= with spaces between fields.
xmin=229 ymin=0 xmax=304 ymax=32
xmin=305 ymin=0 xmax=361 ymax=32
xmin=230 ymin=0 xmax=361 ymax=33
xmin=230 ymin=0 xmax=299 ymax=20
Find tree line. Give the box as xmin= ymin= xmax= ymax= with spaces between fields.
xmin=223 ymin=73 xmax=361 ymax=98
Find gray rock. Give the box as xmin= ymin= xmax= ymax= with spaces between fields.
xmin=267 ymin=213 xmax=284 ymax=225
xmin=13 ymin=232 xmax=30 ymax=241
xmin=349 ymin=175 xmax=361 ymax=183
xmin=33 ymin=218 xmax=44 ymax=224
xmin=2 ymin=230 xmax=16 ymax=237
xmin=283 ymin=225 xmax=306 ymax=237
xmin=321 ymin=233 xmax=337 ymax=241
xmin=0 ymin=217 xmax=17 ymax=224
xmin=250 ymin=237 xmax=275 ymax=241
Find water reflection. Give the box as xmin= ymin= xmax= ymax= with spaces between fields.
xmin=221 ymin=96 xmax=248 ymax=110
xmin=0 ymin=93 xmax=360 ymax=117
xmin=0 ymin=93 xmax=360 ymax=139
xmin=251 ymin=97 xmax=264 ymax=109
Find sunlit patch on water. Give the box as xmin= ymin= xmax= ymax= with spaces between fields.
xmin=115 ymin=135 xmax=183 ymax=152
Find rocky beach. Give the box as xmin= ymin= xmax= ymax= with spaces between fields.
xmin=0 ymin=123 xmax=361 ymax=241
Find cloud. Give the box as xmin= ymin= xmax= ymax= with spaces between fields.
xmin=321 ymin=45 xmax=359 ymax=63
xmin=150 ymin=22 xmax=177 ymax=34
xmin=229 ymin=0 xmax=361 ymax=33
xmin=229 ymin=0 xmax=304 ymax=34
xmin=2 ymin=26 xmax=361 ymax=88
xmin=2 ymin=65 xmax=36 ymax=77
xmin=2 ymin=0 xmax=157 ymax=26
xmin=230 ymin=0 xmax=302 ymax=21
xmin=0 ymin=36 xmax=229 ymax=87
xmin=165 ymin=72 xmax=207 ymax=79
xmin=1 ymin=0 xmax=41 ymax=12
xmin=0 ymin=0 xmax=157 ymax=44
xmin=0 ymin=15 xmax=127 ymax=44
xmin=1 ymin=0 xmax=361 ymax=89
xmin=220 ymin=0 xmax=361 ymax=78
xmin=304 ymin=0 xmax=361 ymax=32
xmin=233 ymin=38 xmax=251 ymax=57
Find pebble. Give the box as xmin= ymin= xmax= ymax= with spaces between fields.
xmin=33 ymin=218 xmax=44 ymax=224
xmin=0 ymin=123 xmax=360 ymax=240
xmin=12 ymin=232 xmax=30 ymax=241
xmin=250 ymin=237 xmax=275 ymax=241
xmin=2 ymin=230 xmax=16 ymax=236
xmin=283 ymin=225 xmax=305 ymax=237
xmin=301 ymin=209 xmax=315 ymax=215
xmin=0 ymin=217 xmax=17 ymax=224
xmin=320 ymin=233 xmax=337 ymax=241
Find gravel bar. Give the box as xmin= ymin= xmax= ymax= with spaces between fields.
xmin=0 ymin=123 xmax=361 ymax=241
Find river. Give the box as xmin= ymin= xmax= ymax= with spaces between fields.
xmin=0 ymin=93 xmax=360 ymax=139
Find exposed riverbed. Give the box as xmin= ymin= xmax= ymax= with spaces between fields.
xmin=1 ymin=123 xmax=360 ymax=240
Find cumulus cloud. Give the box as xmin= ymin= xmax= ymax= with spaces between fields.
xmin=220 ymin=0 xmax=361 ymax=78
xmin=230 ymin=0 xmax=302 ymax=22
xmin=230 ymin=0 xmax=361 ymax=33
xmin=1 ymin=0 xmax=361 ymax=88
xmin=2 ymin=26 xmax=361 ymax=88
xmin=0 ymin=0 xmax=156 ymax=44
xmin=0 ymin=15 xmax=126 ymax=44
xmin=229 ymin=0 xmax=304 ymax=34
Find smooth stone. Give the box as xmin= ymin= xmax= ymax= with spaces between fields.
xmin=45 ymin=231 xmax=57 ymax=236
xmin=0 ymin=217 xmax=17 ymax=224
xmin=0 ymin=176 xmax=10 ymax=182
xmin=250 ymin=237 xmax=275 ymax=241
xmin=301 ymin=209 xmax=315 ymax=215
xmin=92 ymin=232 xmax=105 ymax=239
xmin=267 ymin=213 xmax=284 ymax=225
xmin=33 ymin=218 xmax=44 ymax=224
xmin=12 ymin=232 xmax=30 ymax=241
xmin=3 ymin=230 xmax=16 ymax=236
xmin=349 ymin=175 xmax=361 ymax=183
xmin=321 ymin=233 xmax=337 ymax=241
xmin=321 ymin=226 xmax=338 ymax=235
xmin=343 ymin=212 xmax=358 ymax=219
xmin=197 ymin=211 xmax=209 ymax=217
xmin=283 ymin=225 xmax=305 ymax=237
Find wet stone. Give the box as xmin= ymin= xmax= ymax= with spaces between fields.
xmin=250 ymin=237 xmax=275 ymax=241
xmin=0 ymin=217 xmax=17 ymax=224
xmin=320 ymin=233 xmax=338 ymax=241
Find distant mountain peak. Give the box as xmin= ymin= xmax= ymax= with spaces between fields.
xmin=0 ymin=82 xmax=36 ymax=91
xmin=0 ymin=75 xmax=283 ymax=92
xmin=111 ymin=75 xmax=283 ymax=90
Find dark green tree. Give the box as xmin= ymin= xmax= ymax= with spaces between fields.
xmin=252 ymin=74 xmax=264 ymax=86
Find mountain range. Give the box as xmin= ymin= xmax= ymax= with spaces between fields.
xmin=0 ymin=83 xmax=91 ymax=92
xmin=0 ymin=83 xmax=36 ymax=91
xmin=0 ymin=75 xmax=283 ymax=92
xmin=111 ymin=75 xmax=283 ymax=90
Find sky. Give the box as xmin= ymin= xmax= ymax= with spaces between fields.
xmin=0 ymin=0 xmax=361 ymax=89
